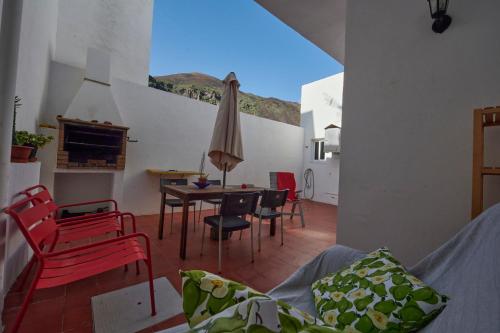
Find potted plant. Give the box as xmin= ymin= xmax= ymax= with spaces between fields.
xmin=15 ymin=131 xmax=54 ymax=161
xmin=10 ymin=96 xmax=33 ymax=163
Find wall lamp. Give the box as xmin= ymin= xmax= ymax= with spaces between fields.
xmin=427 ymin=0 xmax=452 ymax=33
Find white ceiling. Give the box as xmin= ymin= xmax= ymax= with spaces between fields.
xmin=255 ymin=0 xmax=346 ymax=64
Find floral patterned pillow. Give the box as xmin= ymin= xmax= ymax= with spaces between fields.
xmin=190 ymin=297 xmax=342 ymax=333
xmin=311 ymin=248 xmax=449 ymax=333
xmin=180 ymin=270 xmax=269 ymax=327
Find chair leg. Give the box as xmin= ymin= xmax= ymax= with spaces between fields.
xmin=258 ymin=215 xmax=263 ymax=252
xmin=192 ymin=205 xmax=196 ymax=232
xmin=239 ymin=230 xmax=243 ymax=240
xmin=200 ymin=221 xmax=206 ymax=256
xmin=299 ymin=203 xmax=305 ymax=228
xmin=143 ymin=254 xmax=156 ymax=316
xmin=12 ymin=266 xmax=43 ymax=333
xmin=250 ymin=217 xmax=254 ymax=263
xmin=280 ymin=212 xmax=284 ymax=246
xmin=198 ymin=201 xmax=203 ymax=224
xmin=218 ymin=216 xmax=223 ymax=273
xmin=170 ymin=207 xmax=174 ymax=234
xmin=290 ymin=202 xmax=297 ymax=220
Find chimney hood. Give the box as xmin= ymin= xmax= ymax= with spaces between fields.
xmin=64 ymin=48 xmax=124 ymax=126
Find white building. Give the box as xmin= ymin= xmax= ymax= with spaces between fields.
xmin=300 ymin=73 xmax=343 ymax=205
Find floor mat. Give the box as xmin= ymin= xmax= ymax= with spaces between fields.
xmin=91 ymin=277 xmax=182 ymax=333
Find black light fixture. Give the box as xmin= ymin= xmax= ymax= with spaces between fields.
xmin=427 ymin=0 xmax=452 ymax=33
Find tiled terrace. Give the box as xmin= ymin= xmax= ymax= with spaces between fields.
xmin=2 ymin=200 xmax=337 ymax=333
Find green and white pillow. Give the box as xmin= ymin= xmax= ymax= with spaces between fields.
xmin=181 ymin=270 xmax=341 ymax=332
xmin=311 ymin=248 xmax=448 ymax=333
xmin=180 ymin=270 xmax=269 ymax=327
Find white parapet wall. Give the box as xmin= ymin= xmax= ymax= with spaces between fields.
xmin=40 ymin=62 xmax=305 ymax=215
xmin=300 ymin=73 xmax=343 ymax=205
xmin=0 ymin=162 xmax=40 ymax=314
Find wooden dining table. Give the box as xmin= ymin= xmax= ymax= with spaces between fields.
xmin=159 ymin=184 xmax=268 ymax=259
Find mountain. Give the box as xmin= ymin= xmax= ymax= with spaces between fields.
xmin=149 ymin=73 xmax=300 ymax=126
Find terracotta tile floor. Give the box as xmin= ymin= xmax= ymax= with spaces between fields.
xmin=2 ymin=200 xmax=337 ymax=333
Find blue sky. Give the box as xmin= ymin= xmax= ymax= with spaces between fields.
xmin=149 ymin=1 xmax=342 ymax=103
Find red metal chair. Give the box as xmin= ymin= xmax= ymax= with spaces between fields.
xmin=4 ymin=197 xmax=156 ymax=333
xmin=16 ymin=186 xmax=138 ymax=292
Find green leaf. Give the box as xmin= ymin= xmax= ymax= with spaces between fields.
xmin=354 ymin=315 xmax=374 ymax=333
xmin=278 ymin=312 xmax=302 ymax=333
xmin=181 ymin=270 xmax=206 ymax=284
xmin=183 ymin=280 xmax=201 ymax=318
xmin=373 ymin=300 xmax=397 ymax=315
xmin=246 ymin=324 xmax=276 ymax=333
xmin=411 ymin=287 xmax=434 ymax=301
xmin=354 ymin=295 xmax=374 ymax=311
xmin=368 ymin=261 xmax=385 ymax=268
xmin=373 ymin=284 xmax=387 ymax=297
xmin=207 ymin=290 xmax=236 ymax=315
xmin=359 ymin=278 xmax=370 ymax=289
xmin=399 ymin=305 xmax=425 ymax=322
xmin=337 ymin=298 xmax=352 ymax=313
xmin=390 ymin=285 xmax=411 ymax=301
xmin=338 ymin=311 xmax=357 ymax=325
xmin=391 ymin=274 xmax=406 ymax=285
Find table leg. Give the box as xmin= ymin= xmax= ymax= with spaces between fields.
xmin=158 ymin=191 xmax=166 ymax=239
xmin=179 ymin=199 xmax=190 ymax=259
xmin=270 ymin=208 xmax=276 ymax=236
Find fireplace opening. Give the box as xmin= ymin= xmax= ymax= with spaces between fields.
xmin=64 ymin=124 xmax=123 ymax=164
xmin=57 ymin=117 xmax=128 ymax=169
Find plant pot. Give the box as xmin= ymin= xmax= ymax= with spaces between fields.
xmin=11 ymin=145 xmax=33 ymax=163
xmin=26 ymin=144 xmax=38 ymax=161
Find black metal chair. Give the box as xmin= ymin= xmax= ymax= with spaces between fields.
xmin=160 ymin=178 xmax=197 ymax=236
xmin=200 ymin=192 xmax=259 ymax=272
xmin=197 ymin=179 xmax=222 ymax=223
xmin=252 ymin=189 xmax=289 ymax=251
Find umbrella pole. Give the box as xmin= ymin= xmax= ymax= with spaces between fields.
xmin=222 ymin=163 xmax=227 ymax=188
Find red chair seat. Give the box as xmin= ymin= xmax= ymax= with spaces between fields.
xmin=37 ymin=237 xmax=146 ymax=289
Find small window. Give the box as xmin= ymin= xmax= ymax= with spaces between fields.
xmin=313 ymin=139 xmax=327 ymax=161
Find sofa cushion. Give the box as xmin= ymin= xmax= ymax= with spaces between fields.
xmin=311 ymin=248 xmax=448 ymax=332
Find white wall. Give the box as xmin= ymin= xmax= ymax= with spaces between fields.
xmin=54 ymin=0 xmax=153 ymax=86
xmin=338 ymin=0 xmax=500 ymax=265
xmin=14 ymin=0 xmax=58 ymax=132
xmin=40 ymin=62 xmax=305 ymax=215
xmin=301 ymin=73 xmax=343 ymax=205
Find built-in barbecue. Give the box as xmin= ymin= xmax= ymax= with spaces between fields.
xmin=57 ymin=117 xmax=128 ymax=169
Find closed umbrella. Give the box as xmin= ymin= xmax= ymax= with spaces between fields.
xmin=208 ymin=72 xmax=244 ymax=187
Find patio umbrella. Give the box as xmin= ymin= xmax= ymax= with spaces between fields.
xmin=208 ymin=72 xmax=244 ymax=187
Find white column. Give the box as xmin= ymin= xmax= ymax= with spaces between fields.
xmin=0 ymin=0 xmax=24 ymax=317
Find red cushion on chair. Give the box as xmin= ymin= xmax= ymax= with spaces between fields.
xmin=277 ymin=172 xmax=297 ymax=201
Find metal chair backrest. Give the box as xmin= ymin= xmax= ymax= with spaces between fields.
xmin=4 ymin=196 xmax=57 ymax=257
xmin=260 ymin=189 xmax=288 ymax=209
xmin=269 ymin=172 xmax=278 ymax=190
xmin=219 ymin=192 xmax=259 ymax=217
xmin=160 ymin=178 xmax=188 ymax=191
xmin=21 ymin=184 xmax=59 ymax=215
